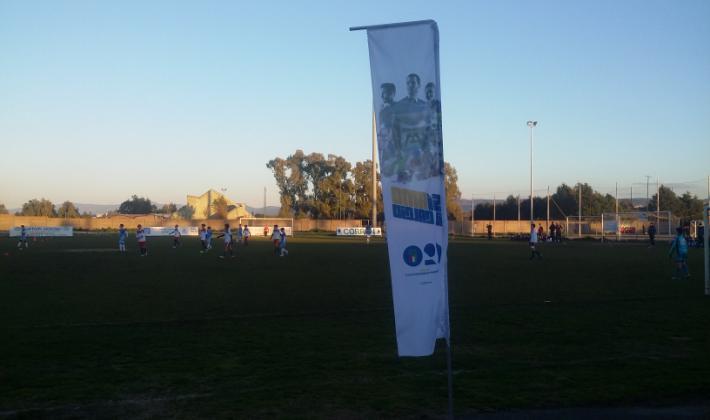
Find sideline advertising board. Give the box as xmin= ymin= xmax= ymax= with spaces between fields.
xmin=336 ymin=227 xmax=383 ymax=236
xmin=144 ymin=226 xmax=199 ymax=236
xmin=9 ymin=226 xmax=73 ymax=237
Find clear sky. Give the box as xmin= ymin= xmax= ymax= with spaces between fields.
xmin=1 ymin=0 xmax=709 ymax=209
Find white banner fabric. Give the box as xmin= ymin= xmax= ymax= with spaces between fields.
xmin=9 ymin=226 xmax=73 ymax=237
xmin=336 ymin=227 xmax=383 ymax=236
xmin=366 ymin=20 xmax=449 ymax=356
xmin=144 ymin=226 xmax=199 ymax=236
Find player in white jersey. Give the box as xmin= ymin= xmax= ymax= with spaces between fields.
xmin=236 ymin=224 xmax=243 ymax=246
xmin=171 ymin=224 xmax=181 ymax=248
xmin=118 ymin=224 xmax=128 ymax=252
xmin=199 ymin=224 xmax=207 ymax=253
xmin=136 ymin=224 xmax=148 ymax=256
xmin=243 ymin=225 xmax=251 ymax=246
xmin=279 ymin=227 xmax=289 ymax=256
xmin=205 ymin=226 xmax=213 ymax=251
xmin=529 ymin=223 xmax=542 ymax=260
xmin=218 ymin=223 xmax=234 ymax=259
xmin=271 ymin=224 xmax=281 ymax=256
xmin=17 ymin=225 xmax=29 ymax=250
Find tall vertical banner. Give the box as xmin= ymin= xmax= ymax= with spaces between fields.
xmin=365 ymin=20 xmax=449 ymax=356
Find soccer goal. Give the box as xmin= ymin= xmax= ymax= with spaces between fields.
xmin=611 ymin=211 xmax=674 ymax=238
xmin=239 ymin=217 xmax=295 ymax=237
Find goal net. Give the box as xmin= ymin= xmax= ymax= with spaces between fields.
xmin=239 ymin=217 xmax=294 ymax=237
xmin=601 ymin=211 xmax=674 ymax=238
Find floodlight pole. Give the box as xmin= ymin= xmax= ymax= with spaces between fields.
xmin=615 ymin=182 xmax=619 ymax=240
xmin=578 ymin=184 xmax=582 ymax=238
xmin=704 ymin=205 xmax=709 ymax=296
xmin=527 ymin=121 xmax=537 ymax=223
xmin=471 ymin=196 xmax=474 ymax=236
xmin=656 ymin=177 xmax=671 ymax=231
xmin=546 ymin=186 xmax=550 ymax=230
xmin=493 ymin=192 xmax=496 ymax=238
xmin=372 ymin=112 xmax=378 ymax=228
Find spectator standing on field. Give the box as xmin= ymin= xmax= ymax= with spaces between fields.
xmin=271 ymin=224 xmax=281 ymax=256
xmin=648 ymin=222 xmax=657 ymax=247
xmin=556 ymin=223 xmax=563 ymax=242
xmin=537 ymin=225 xmax=544 ymax=242
xmin=264 ymin=225 xmax=269 ymax=237
xmin=529 ymin=223 xmax=543 ymax=260
xmin=549 ymin=223 xmax=556 ymax=242
xmin=486 ymin=224 xmax=493 ymax=240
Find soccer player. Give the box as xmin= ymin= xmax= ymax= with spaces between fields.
xmin=118 ymin=223 xmax=128 ymax=252
xmin=136 ymin=224 xmax=147 ymax=256
xmin=171 ymin=224 xmax=181 ymax=248
xmin=279 ymin=227 xmax=289 ymax=257
xmin=236 ymin=223 xmax=244 ymax=246
xmin=205 ymin=226 xmax=213 ymax=251
xmin=271 ymin=224 xmax=281 ymax=256
xmin=669 ymin=227 xmax=689 ymax=279
xmin=529 ymin=223 xmax=543 ymax=260
xmin=365 ymin=223 xmax=373 ymax=245
xmin=17 ymin=225 xmax=29 ymax=250
xmin=217 ymin=223 xmax=234 ymax=259
xmin=243 ymin=225 xmax=250 ymax=246
xmin=199 ymin=224 xmax=207 ymax=253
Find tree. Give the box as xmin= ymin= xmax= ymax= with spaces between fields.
xmin=649 ymin=186 xmax=704 ymax=221
xmin=211 ymin=196 xmax=229 ymax=219
xmin=20 ymin=198 xmax=56 ymax=217
xmin=158 ymin=203 xmax=178 ymax=214
xmin=444 ymin=162 xmax=462 ymax=220
xmin=352 ymin=160 xmax=383 ymax=220
xmin=177 ymin=204 xmax=195 ymax=220
xmin=267 ymin=150 xmax=309 ymax=217
xmin=57 ymin=201 xmax=80 ymax=218
xmin=0 ymin=204 xmax=8 ymax=215
xmin=118 ymin=195 xmax=157 ymax=214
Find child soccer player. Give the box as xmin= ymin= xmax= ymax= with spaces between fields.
xmin=171 ymin=224 xmax=181 ymax=248
xmin=529 ymin=223 xmax=542 ymax=260
xmin=136 ymin=224 xmax=148 ymax=256
xmin=243 ymin=225 xmax=250 ymax=246
xmin=17 ymin=225 xmax=29 ymax=250
xmin=271 ymin=224 xmax=281 ymax=256
xmin=669 ymin=227 xmax=689 ymax=279
xmin=206 ymin=226 xmax=213 ymax=251
xmin=118 ymin=224 xmax=128 ymax=252
xmin=236 ymin=223 xmax=243 ymax=246
xmin=199 ymin=224 xmax=207 ymax=253
xmin=365 ymin=223 xmax=373 ymax=245
xmin=218 ymin=223 xmax=234 ymax=259
xmin=279 ymin=227 xmax=289 ymax=256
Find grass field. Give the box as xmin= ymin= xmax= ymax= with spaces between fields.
xmin=1 ymin=233 xmax=709 ymax=418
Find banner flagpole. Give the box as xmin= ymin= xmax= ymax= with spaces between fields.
xmin=351 ymin=19 xmax=453 ymax=418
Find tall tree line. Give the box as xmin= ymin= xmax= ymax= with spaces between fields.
xmin=267 ymin=150 xmax=463 ymax=220
xmin=470 ymin=183 xmax=706 ymax=221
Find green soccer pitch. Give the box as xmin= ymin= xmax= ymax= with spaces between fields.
xmin=1 ymin=233 xmax=708 ymax=418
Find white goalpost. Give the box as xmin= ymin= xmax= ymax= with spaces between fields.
xmin=239 ymin=217 xmax=295 ymax=237
xmin=704 ymin=205 xmax=709 ymax=296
